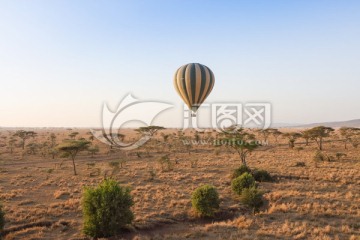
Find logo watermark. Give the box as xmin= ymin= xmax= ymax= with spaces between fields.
xmin=92 ymin=93 xmax=272 ymax=150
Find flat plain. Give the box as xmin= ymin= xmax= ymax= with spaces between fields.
xmin=0 ymin=128 xmax=359 ymax=240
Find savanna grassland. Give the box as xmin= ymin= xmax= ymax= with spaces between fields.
xmin=0 ymin=128 xmax=359 ymax=240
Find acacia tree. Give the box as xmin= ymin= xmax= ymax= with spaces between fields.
xmin=300 ymin=130 xmax=311 ymax=146
xmin=8 ymin=137 xmax=17 ymax=154
xmin=339 ymin=127 xmax=360 ymax=149
xmin=135 ymin=126 xmax=165 ymax=136
xmin=270 ymin=129 xmax=282 ymax=143
xmin=13 ymin=130 xmax=37 ymax=149
xmin=49 ymin=133 xmax=57 ymax=147
xmin=57 ymin=140 xmax=90 ymax=175
xmin=135 ymin=126 xmax=165 ymax=155
xmin=283 ymin=132 xmax=302 ymax=149
xmin=88 ymin=145 xmax=100 ymax=158
xmin=256 ymin=129 xmax=272 ymax=143
xmin=218 ymin=126 xmax=260 ymax=166
xmin=69 ymin=132 xmax=79 ymax=139
xmin=307 ymin=126 xmax=334 ymax=150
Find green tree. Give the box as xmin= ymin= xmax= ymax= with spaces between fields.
xmin=56 ymin=140 xmax=90 ymax=175
xmin=283 ymin=132 xmax=302 ymax=149
xmin=8 ymin=137 xmax=17 ymax=154
xmin=49 ymin=133 xmax=57 ymax=147
xmin=217 ymin=126 xmax=260 ymax=166
xmin=13 ymin=130 xmax=37 ymax=149
xmin=300 ymin=130 xmax=311 ymax=146
xmin=339 ymin=127 xmax=360 ymax=149
xmin=135 ymin=126 xmax=165 ymax=136
xmin=88 ymin=145 xmax=100 ymax=158
xmin=68 ymin=132 xmax=79 ymax=139
xmin=307 ymin=126 xmax=334 ymax=150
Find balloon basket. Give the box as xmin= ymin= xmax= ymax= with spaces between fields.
xmin=191 ymin=113 xmax=197 ymax=117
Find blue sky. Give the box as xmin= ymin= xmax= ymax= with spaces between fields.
xmin=0 ymin=0 xmax=359 ymax=127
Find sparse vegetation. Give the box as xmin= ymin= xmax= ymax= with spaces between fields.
xmin=82 ymin=179 xmax=134 ymax=238
xmin=0 ymin=128 xmax=359 ymax=239
xmin=191 ymin=184 xmax=220 ymax=217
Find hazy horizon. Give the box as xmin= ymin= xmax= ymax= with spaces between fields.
xmin=1 ymin=1 xmax=359 ymax=128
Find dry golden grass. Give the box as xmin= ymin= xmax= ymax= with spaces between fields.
xmin=0 ymin=128 xmax=359 ymax=239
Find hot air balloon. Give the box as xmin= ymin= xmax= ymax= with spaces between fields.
xmin=173 ymin=63 xmax=215 ymax=116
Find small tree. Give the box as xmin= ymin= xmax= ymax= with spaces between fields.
xmin=256 ymin=129 xmax=272 ymax=143
xmin=13 ymin=130 xmax=37 ymax=149
xmin=135 ymin=126 xmax=165 ymax=136
xmin=49 ymin=133 xmax=57 ymax=147
xmin=270 ymin=129 xmax=282 ymax=143
xmin=217 ymin=126 xmax=260 ymax=166
xmin=88 ymin=145 xmax=100 ymax=158
xmin=300 ymin=130 xmax=311 ymax=146
xmin=82 ymin=179 xmax=134 ymax=238
xmin=191 ymin=184 xmax=220 ymax=217
xmin=339 ymin=127 xmax=360 ymax=149
xmin=307 ymin=126 xmax=334 ymax=150
xmin=57 ymin=140 xmax=90 ymax=175
xmin=283 ymin=132 xmax=302 ymax=149
xmin=69 ymin=132 xmax=80 ymax=139
xmin=48 ymin=148 xmax=58 ymax=159
xmin=8 ymin=138 xmax=16 ymax=154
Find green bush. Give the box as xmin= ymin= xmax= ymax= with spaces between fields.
xmin=0 ymin=202 xmax=4 ymax=236
xmin=231 ymin=164 xmax=251 ymax=179
xmin=240 ymin=186 xmax=264 ymax=213
xmin=231 ymin=173 xmax=255 ymax=195
xmin=252 ymin=169 xmax=273 ymax=182
xmin=191 ymin=184 xmax=220 ymax=217
xmin=82 ymin=179 xmax=134 ymax=238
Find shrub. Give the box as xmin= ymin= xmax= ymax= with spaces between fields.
xmin=108 ymin=160 xmax=120 ymax=168
xmin=0 ymin=202 xmax=4 ymax=236
xmin=157 ymin=155 xmax=173 ymax=171
xmin=231 ymin=173 xmax=255 ymax=195
xmin=231 ymin=164 xmax=251 ymax=179
xmin=313 ymin=151 xmax=330 ymax=162
xmin=336 ymin=152 xmax=347 ymax=160
xmin=191 ymin=184 xmax=220 ymax=217
xmin=240 ymin=186 xmax=264 ymax=213
xmin=82 ymin=179 xmax=134 ymax=238
xmin=295 ymin=146 xmax=304 ymax=152
xmin=295 ymin=161 xmax=306 ymax=167
xmin=252 ymin=169 xmax=273 ymax=182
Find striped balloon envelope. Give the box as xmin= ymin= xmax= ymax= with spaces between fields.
xmin=173 ymin=63 xmax=215 ymax=114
